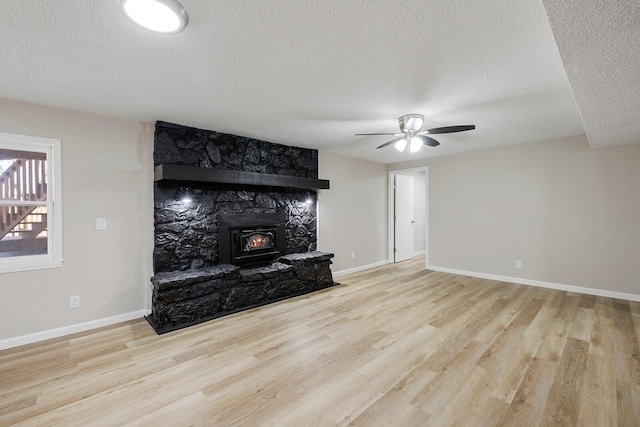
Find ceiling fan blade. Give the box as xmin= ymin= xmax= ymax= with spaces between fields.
xmin=416 ymin=135 xmax=440 ymax=147
xmin=355 ymin=132 xmax=403 ymax=136
xmin=376 ymin=137 xmax=405 ymax=149
xmin=422 ymin=125 xmax=475 ymax=135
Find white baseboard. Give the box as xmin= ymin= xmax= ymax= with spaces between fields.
xmin=0 ymin=309 xmax=151 ymax=351
xmin=413 ymin=250 xmax=426 ymax=257
xmin=427 ymin=265 xmax=640 ymax=302
xmin=333 ymin=260 xmax=390 ymax=277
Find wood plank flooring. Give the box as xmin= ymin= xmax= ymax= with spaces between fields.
xmin=1 ymin=257 xmax=639 ymax=426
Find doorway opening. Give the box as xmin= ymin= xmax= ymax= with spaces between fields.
xmin=388 ymin=167 xmax=428 ymax=267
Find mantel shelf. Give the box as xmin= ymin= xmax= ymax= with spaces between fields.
xmin=154 ymin=164 xmax=330 ymax=190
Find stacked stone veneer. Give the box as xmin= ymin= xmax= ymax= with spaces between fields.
xmin=151 ymin=122 xmax=336 ymax=333
xmin=154 ymin=121 xmax=319 ymax=273
xmin=150 ymin=252 xmax=334 ymax=332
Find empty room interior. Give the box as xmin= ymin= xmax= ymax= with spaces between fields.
xmin=1 ymin=0 xmax=639 ymax=425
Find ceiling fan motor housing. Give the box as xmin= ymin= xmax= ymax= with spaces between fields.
xmin=399 ymin=114 xmax=424 ymax=133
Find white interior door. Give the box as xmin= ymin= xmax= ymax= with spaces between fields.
xmin=394 ymin=174 xmax=414 ymax=263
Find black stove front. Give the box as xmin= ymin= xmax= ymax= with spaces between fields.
xmin=218 ymin=212 xmax=286 ymax=267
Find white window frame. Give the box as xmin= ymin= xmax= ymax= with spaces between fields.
xmin=0 ymin=132 xmax=63 ymax=273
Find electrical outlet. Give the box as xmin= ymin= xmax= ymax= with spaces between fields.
xmin=351 ymin=251 xmax=356 ymax=258
xmin=96 ymin=218 xmax=106 ymax=231
xmin=515 ymin=260 xmax=522 ymax=269
xmin=70 ymin=296 xmax=80 ymax=308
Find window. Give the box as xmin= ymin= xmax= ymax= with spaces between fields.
xmin=0 ymin=132 xmax=62 ymax=273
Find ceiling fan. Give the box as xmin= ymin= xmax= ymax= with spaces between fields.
xmin=355 ymin=114 xmax=475 ymax=153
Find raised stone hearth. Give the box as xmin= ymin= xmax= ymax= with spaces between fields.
xmin=149 ymin=251 xmax=335 ymax=333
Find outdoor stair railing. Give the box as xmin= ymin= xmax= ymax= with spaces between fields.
xmin=0 ymin=158 xmax=47 ymax=241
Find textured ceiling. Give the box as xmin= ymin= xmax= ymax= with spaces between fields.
xmin=0 ymin=0 xmax=631 ymax=164
xmin=542 ymin=0 xmax=640 ymax=149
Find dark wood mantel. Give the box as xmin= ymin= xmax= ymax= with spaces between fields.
xmin=154 ymin=164 xmax=330 ymax=190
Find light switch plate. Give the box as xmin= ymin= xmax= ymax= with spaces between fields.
xmin=96 ymin=218 xmax=106 ymax=230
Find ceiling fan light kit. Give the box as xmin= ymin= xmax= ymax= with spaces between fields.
xmin=395 ymin=139 xmax=407 ymax=152
xmin=409 ymin=137 xmax=423 ymax=153
xmin=356 ymin=114 xmax=475 ymax=154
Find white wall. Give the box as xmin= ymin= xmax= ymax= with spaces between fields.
xmin=390 ymin=135 xmax=640 ymax=296
xmin=318 ymin=151 xmax=388 ymax=273
xmin=0 ymin=99 xmax=154 ymax=344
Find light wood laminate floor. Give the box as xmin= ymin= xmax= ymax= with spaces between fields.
xmin=1 ymin=257 xmax=639 ymax=426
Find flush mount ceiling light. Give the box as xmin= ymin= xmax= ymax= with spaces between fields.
xmin=117 ymin=0 xmax=188 ymax=34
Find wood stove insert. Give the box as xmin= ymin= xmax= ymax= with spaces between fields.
xmin=218 ymin=212 xmax=286 ymax=267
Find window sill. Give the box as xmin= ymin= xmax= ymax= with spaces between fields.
xmin=0 ymin=257 xmax=64 ymax=274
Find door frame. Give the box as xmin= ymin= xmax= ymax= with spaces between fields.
xmin=387 ymin=167 xmax=429 ymax=268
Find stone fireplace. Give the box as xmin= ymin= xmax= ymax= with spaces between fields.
xmin=148 ymin=122 xmax=336 ymax=333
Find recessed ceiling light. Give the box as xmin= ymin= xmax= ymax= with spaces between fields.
xmin=117 ymin=0 xmax=188 ymax=34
